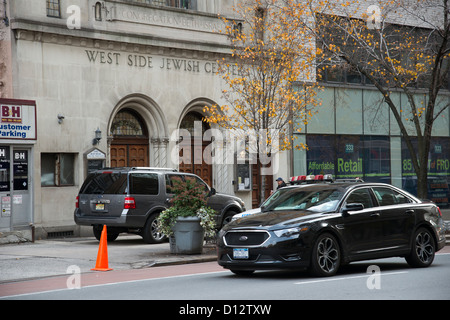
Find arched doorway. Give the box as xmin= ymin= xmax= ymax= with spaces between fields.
xmin=178 ymin=111 xmax=212 ymax=186
xmin=110 ymin=108 xmax=149 ymax=167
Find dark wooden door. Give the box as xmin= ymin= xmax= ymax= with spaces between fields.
xmin=110 ymin=144 xmax=149 ymax=167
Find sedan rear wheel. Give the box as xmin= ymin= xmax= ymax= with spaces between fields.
xmin=405 ymin=227 xmax=435 ymax=268
xmin=310 ymin=233 xmax=341 ymax=277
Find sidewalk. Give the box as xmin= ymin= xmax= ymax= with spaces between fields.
xmin=0 ymin=235 xmax=216 ymax=283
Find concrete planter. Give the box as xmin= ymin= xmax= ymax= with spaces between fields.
xmin=170 ymin=216 xmax=204 ymax=254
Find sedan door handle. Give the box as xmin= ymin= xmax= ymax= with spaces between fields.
xmin=370 ymin=212 xmax=380 ymax=218
xmin=405 ymin=209 xmax=414 ymax=214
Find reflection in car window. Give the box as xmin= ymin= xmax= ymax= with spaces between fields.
xmin=263 ymin=187 xmax=343 ymax=213
xmin=345 ymin=188 xmax=373 ymax=209
xmin=165 ymin=174 xmax=184 ymax=194
xmin=372 ymin=187 xmax=412 ymax=206
xmin=79 ymin=173 xmax=127 ymax=194
xmin=185 ymin=175 xmax=209 ymax=192
xmin=130 ymin=173 xmax=159 ymax=195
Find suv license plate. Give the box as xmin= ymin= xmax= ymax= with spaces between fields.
xmin=233 ymin=248 xmax=249 ymax=259
xmin=95 ymin=203 xmax=105 ymax=210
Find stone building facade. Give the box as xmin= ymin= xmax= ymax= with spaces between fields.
xmin=0 ymin=0 xmax=290 ymax=239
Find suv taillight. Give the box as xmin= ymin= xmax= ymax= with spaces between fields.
xmin=124 ymin=197 xmax=136 ymax=209
xmin=75 ymin=196 xmax=79 ymax=208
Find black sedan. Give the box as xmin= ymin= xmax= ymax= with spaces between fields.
xmin=217 ymin=182 xmax=446 ymax=277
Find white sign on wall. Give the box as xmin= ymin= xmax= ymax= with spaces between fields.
xmin=0 ymin=99 xmax=37 ymax=140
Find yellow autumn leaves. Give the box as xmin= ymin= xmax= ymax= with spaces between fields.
xmin=203 ymin=0 xmax=321 ymax=152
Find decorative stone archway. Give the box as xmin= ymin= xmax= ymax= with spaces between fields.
xmin=110 ymin=108 xmax=149 ymax=167
xmin=108 ymin=94 xmax=169 ymax=168
xmin=176 ymin=98 xmax=233 ymax=193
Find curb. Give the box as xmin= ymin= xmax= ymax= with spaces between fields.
xmin=151 ymin=255 xmax=217 ymax=268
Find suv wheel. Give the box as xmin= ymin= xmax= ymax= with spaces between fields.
xmin=221 ymin=210 xmax=237 ymax=227
xmin=142 ymin=212 xmax=166 ymax=244
xmin=93 ymin=225 xmax=119 ymax=242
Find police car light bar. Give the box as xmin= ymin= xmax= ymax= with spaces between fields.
xmin=289 ymin=174 xmax=334 ymax=185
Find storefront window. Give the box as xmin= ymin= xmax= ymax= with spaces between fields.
xmin=305 ymin=134 xmax=390 ymax=183
xmin=361 ymin=136 xmax=390 ymax=183
xmin=336 ymin=135 xmax=363 ymax=179
xmin=306 ymin=135 xmax=335 ymax=176
xmin=401 ymin=137 xmax=450 ymax=207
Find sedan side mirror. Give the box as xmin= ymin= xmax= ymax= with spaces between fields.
xmin=342 ymin=203 xmax=364 ymax=217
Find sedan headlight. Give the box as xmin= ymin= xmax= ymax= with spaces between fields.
xmin=274 ymin=226 xmax=309 ymax=238
xmin=217 ymin=228 xmax=227 ymax=240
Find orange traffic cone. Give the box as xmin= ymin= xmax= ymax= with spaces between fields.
xmin=91 ymin=225 xmax=113 ymax=271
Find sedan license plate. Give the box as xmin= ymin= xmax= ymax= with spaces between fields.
xmin=233 ymin=248 xmax=249 ymax=259
xmin=95 ymin=203 xmax=105 ymax=211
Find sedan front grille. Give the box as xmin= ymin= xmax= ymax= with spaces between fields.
xmin=224 ymin=230 xmax=270 ymax=247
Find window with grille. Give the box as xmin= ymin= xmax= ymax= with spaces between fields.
xmin=110 ymin=109 xmax=146 ymax=136
xmin=46 ymin=0 xmax=61 ymax=18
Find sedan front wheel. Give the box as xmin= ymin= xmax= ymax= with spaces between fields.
xmin=310 ymin=233 xmax=341 ymax=277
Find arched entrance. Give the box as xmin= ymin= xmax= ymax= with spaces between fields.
xmin=178 ymin=111 xmax=212 ymax=186
xmin=110 ymin=108 xmax=149 ymax=167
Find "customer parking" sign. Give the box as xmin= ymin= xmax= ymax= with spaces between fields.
xmin=0 ymin=99 xmax=37 ymax=140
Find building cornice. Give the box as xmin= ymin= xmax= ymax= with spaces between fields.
xmin=11 ymin=18 xmax=231 ymax=58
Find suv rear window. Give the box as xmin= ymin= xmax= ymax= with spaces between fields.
xmin=129 ymin=173 xmax=159 ymax=195
xmin=79 ymin=173 xmax=127 ymax=194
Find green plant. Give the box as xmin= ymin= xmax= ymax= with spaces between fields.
xmin=157 ymin=179 xmax=216 ymax=237
xmin=196 ymin=206 xmax=217 ymax=238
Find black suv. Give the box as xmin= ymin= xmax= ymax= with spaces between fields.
xmin=74 ymin=167 xmax=245 ymax=243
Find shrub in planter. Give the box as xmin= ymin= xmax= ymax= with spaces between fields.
xmin=157 ymin=179 xmax=216 ymax=241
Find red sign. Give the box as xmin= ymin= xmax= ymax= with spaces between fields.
xmin=2 ymin=105 xmax=22 ymax=123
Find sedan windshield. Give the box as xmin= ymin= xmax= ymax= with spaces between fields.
xmin=262 ymin=187 xmax=344 ymax=213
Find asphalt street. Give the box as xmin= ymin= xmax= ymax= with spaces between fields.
xmin=2 ymin=253 xmax=450 ymax=300
xmin=0 ymin=209 xmax=448 ymax=300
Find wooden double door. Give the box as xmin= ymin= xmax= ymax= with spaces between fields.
xmin=110 ymin=140 xmax=149 ymax=167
